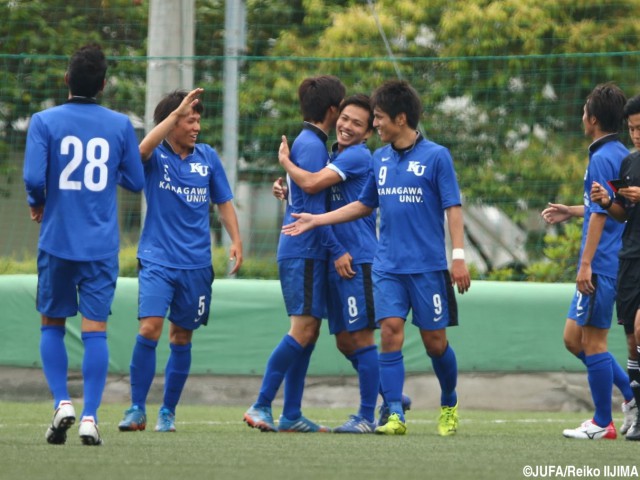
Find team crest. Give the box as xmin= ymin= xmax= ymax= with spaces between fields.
xmin=406 ymin=161 xmax=426 ymax=176
xmin=190 ymin=163 xmax=209 ymax=177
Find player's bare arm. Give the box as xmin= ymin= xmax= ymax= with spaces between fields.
xmin=541 ymin=203 xmax=584 ymax=224
xmin=139 ymin=87 xmax=204 ymax=161
xmin=282 ymin=201 xmax=372 ymax=236
xmin=575 ymin=212 xmax=606 ymax=296
xmin=217 ymin=200 xmax=244 ymax=274
xmin=278 ymin=135 xmax=341 ymax=194
xmin=446 ymin=206 xmax=470 ymax=294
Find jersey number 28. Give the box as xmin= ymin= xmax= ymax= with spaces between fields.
xmin=59 ymin=135 xmax=110 ymax=192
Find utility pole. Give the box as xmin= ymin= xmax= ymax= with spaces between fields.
xmin=142 ymin=0 xmax=195 ymax=222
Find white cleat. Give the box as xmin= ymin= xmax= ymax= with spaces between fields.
xmin=621 ymin=398 xmax=637 ymax=435
xmin=562 ymin=419 xmax=617 ymax=440
xmin=78 ymin=416 xmax=103 ymax=446
xmin=45 ymin=400 xmax=76 ymax=445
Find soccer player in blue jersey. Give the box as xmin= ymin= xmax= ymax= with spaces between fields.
xmin=591 ymin=94 xmax=640 ymax=440
xmin=276 ymin=94 xmax=381 ymax=433
xmin=23 ymin=43 xmax=145 ymax=446
xmin=243 ymin=75 xmax=346 ymax=433
xmin=282 ymin=80 xmax=471 ymax=436
xmin=118 ymin=88 xmax=243 ymax=433
xmin=542 ymin=83 xmax=633 ymax=440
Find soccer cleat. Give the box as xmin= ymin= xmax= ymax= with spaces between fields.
xmin=334 ymin=414 xmax=376 ymax=434
xmin=118 ymin=405 xmax=147 ymax=431
xmin=78 ymin=416 xmax=103 ymax=446
xmin=438 ymin=402 xmax=459 ymax=436
xmin=277 ymin=414 xmax=331 ymax=433
xmin=625 ymin=411 xmax=640 ymax=441
xmin=45 ymin=400 xmax=76 ymax=445
xmin=243 ymin=405 xmax=276 ymax=432
xmin=155 ymin=407 xmax=176 ymax=432
xmin=377 ymin=394 xmax=412 ymax=427
xmin=562 ymin=419 xmax=617 ymax=440
xmin=374 ymin=413 xmax=407 ymax=435
xmin=621 ymin=398 xmax=637 ymax=435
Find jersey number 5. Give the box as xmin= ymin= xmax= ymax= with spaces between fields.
xmin=59 ymin=135 xmax=110 ymax=192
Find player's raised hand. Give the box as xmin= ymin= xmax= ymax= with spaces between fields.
xmin=281 ymin=212 xmax=316 ymax=236
xmin=278 ymin=135 xmax=291 ymax=167
xmin=177 ymin=87 xmax=204 ymax=116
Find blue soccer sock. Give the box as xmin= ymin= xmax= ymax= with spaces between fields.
xmin=40 ymin=325 xmax=70 ymax=409
xmin=354 ymin=345 xmax=379 ymax=423
xmin=577 ymin=350 xmax=632 ymax=402
xmin=282 ymin=342 xmax=315 ymax=420
xmin=162 ymin=342 xmax=192 ymax=414
xmin=80 ymin=331 xmax=109 ymax=422
xmin=586 ymin=352 xmax=613 ymax=427
xmin=430 ymin=343 xmax=458 ymax=407
xmin=379 ymin=350 xmax=405 ymax=421
xmin=130 ymin=334 xmax=158 ymax=411
xmin=255 ymin=335 xmax=303 ymax=408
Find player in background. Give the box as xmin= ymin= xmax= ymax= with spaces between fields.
xmin=244 ymin=75 xmax=346 ymax=433
xmin=542 ymin=82 xmax=633 ymax=440
xmin=118 ymin=88 xmax=243 ymax=433
xmin=590 ymin=94 xmax=640 ymax=440
xmin=23 ymin=43 xmax=145 ymax=446
xmin=281 ymin=80 xmax=471 ymax=436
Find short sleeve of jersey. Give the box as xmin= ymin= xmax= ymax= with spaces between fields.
xmin=433 ymin=146 xmax=462 ymax=209
xmin=588 ymin=150 xmax=621 ymax=215
xmin=204 ymin=145 xmax=234 ymax=204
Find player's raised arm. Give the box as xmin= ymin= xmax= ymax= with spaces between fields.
xmin=139 ymin=87 xmax=204 ymax=161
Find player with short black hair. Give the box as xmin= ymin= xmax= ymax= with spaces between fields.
xmin=243 ymin=75 xmax=346 ymax=433
xmin=23 ymin=43 xmax=145 ymax=446
xmin=118 ymin=88 xmax=243 ymax=433
xmin=543 ymin=82 xmax=633 ymax=440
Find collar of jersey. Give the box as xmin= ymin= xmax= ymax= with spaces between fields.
xmin=161 ymin=139 xmax=194 ymax=157
xmin=66 ymin=96 xmax=97 ymax=104
xmin=588 ymin=132 xmax=620 ymax=153
xmin=391 ymin=131 xmax=423 ymax=154
xmin=302 ymin=121 xmax=329 ymax=143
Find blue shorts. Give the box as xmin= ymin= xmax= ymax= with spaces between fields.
xmin=327 ymin=263 xmax=376 ymax=335
xmin=278 ymin=258 xmax=327 ymax=319
xmin=567 ymin=274 xmax=616 ymax=329
xmin=138 ymin=259 xmax=214 ymax=330
xmin=36 ymin=250 xmax=118 ymax=322
xmin=373 ymin=269 xmax=458 ymax=330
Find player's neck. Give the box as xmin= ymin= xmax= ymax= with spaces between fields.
xmin=391 ymin=129 xmax=419 ymax=150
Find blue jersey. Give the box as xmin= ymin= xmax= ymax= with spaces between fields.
xmin=138 ymin=141 xmax=233 ymax=269
xmin=277 ymin=123 xmax=346 ymax=262
xmin=580 ymin=134 xmax=627 ymax=278
xmin=327 ymin=142 xmax=377 ymax=265
xmin=359 ymin=134 xmax=461 ymax=273
xmin=23 ymin=98 xmax=144 ymax=261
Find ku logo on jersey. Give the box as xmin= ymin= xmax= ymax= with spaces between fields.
xmin=406 ymin=161 xmax=426 ymax=176
xmin=190 ymin=163 xmax=209 ymax=177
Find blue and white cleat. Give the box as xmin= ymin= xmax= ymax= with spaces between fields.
xmin=118 ymin=405 xmax=147 ymax=431
xmin=334 ymin=414 xmax=376 ymax=434
xmin=277 ymin=414 xmax=331 ymax=433
xmin=155 ymin=407 xmax=176 ymax=432
xmin=243 ymin=405 xmax=276 ymax=432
